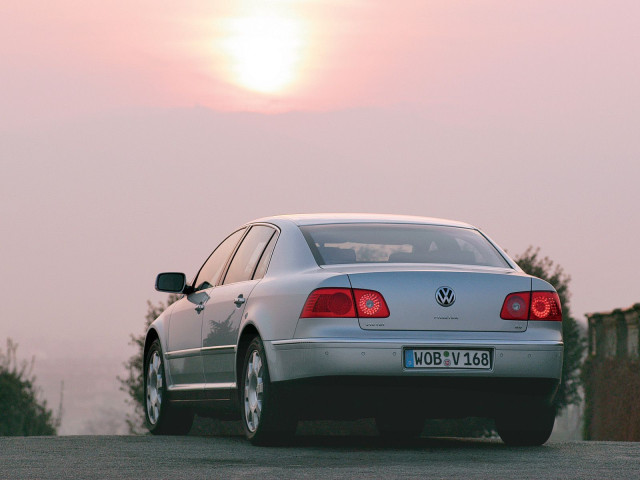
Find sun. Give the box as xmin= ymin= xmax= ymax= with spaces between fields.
xmin=223 ymin=13 xmax=305 ymax=94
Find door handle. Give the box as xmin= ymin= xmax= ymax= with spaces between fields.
xmin=234 ymin=295 xmax=246 ymax=307
xmin=195 ymin=303 xmax=205 ymax=313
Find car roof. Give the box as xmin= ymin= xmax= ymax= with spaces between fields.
xmin=250 ymin=213 xmax=475 ymax=229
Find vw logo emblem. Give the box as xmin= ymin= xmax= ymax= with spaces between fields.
xmin=435 ymin=286 xmax=455 ymax=307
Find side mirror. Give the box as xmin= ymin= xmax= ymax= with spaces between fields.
xmin=155 ymin=272 xmax=187 ymax=293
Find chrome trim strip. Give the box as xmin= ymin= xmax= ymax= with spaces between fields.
xmin=167 ymin=382 xmax=236 ymax=391
xmin=271 ymin=338 xmax=564 ymax=347
xmin=166 ymin=347 xmax=200 ymax=358
xmin=168 ymin=383 xmax=207 ymax=391
xmin=204 ymin=382 xmax=236 ymax=390
xmin=166 ymin=345 xmax=236 ymax=359
xmin=201 ymin=345 xmax=236 ymax=353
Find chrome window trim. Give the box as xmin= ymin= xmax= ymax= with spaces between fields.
xmin=220 ymin=223 xmax=280 ymax=286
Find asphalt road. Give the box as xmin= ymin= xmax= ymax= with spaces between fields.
xmin=1 ymin=435 xmax=638 ymax=480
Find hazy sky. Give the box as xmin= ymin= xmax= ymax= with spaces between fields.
xmin=1 ymin=1 xmax=639 ymax=432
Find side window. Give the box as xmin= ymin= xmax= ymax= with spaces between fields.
xmin=194 ymin=229 xmax=245 ymax=291
xmin=223 ymin=226 xmax=275 ymax=285
xmin=253 ymin=231 xmax=279 ymax=280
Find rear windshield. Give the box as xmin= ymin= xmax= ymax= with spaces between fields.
xmin=299 ymin=223 xmax=510 ymax=268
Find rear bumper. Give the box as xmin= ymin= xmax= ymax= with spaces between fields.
xmin=265 ymin=338 xmax=563 ymax=382
xmin=265 ymin=338 xmax=562 ymax=420
xmin=271 ymin=375 xmax=560 ymax=420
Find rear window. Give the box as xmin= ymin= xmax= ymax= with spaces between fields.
xmin=299 ymin=223 xmax=510 ymax=268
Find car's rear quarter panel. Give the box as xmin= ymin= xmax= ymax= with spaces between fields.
xmin=241 ymin=271 xmax=352 ymax=341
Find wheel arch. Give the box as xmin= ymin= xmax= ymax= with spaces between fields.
xmin=236 ymin=323 xmax=261 ymax=388
xmin=144 ymin=328 xmax=160 ymax=366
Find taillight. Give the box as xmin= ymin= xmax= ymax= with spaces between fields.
xmin=530 ymin=291 xmax=562 ymax=321
xmin=500 ymin=291 xmax=562 ymax=321
xmin=301 ymin=288 xmax=390 ymax=318
xmin=353 ymin=289 xmax=390 ymax=318
xmin=500 ymin=292 xmax=530 ymax=320
xmin=301 ymin=288 xmax=355 ymax=318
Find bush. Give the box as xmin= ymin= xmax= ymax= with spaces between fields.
xmin=0 ymin=339 xmax=59 ymax=436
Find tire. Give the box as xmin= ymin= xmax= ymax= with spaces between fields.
xmin=240 ymin=336 xmax=296 ymax=445
xmin=495 ymin=404 xmax=556 ymax=446
xmin=144 ymin=339 xmax=194 ymax=435
xmin=375 ymin=413 xmax=424 ymax=440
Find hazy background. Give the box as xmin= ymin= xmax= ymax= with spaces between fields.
xmin=1 ymin=1 xmax=638 ymax=434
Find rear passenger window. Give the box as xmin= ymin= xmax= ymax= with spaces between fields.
xmin=223 ymin=226 xmax=275 ymax=285
xmin=253 ymin=231 xmax=278 ymax=280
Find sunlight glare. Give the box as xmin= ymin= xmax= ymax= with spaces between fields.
xmin=223 ymin=13 xmax=305 ymax=94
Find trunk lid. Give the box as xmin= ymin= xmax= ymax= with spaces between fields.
xmin=328 ymin=265 xmax=531 ymax=332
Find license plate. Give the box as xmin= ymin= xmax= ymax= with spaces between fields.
xmin=404 ymin=348 xmax=492 ymax=370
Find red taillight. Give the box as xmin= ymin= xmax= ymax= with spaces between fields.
xmin=301 ymin=288 xmax=390 ymax=318
xmin=500 ymin=291 xmax=562 ymax=321
xmin=353 ymin=289 xmax=390 ymax=318
xmin=500 ymin=292 xmax=530 ymax=320
xmin=301 ymin=288 xmax=356 ymax=318
xmin=530 ymin=291 xmax=562 ymax=321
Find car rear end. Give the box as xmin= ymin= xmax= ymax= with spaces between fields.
xmin=263 ymin=220 xmax=563 ymax=422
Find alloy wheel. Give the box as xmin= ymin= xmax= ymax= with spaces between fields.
xmin=146 ymin=350 xmax=163 ymax=425
xmin=244 ymin=350 xmax=264 ymax=433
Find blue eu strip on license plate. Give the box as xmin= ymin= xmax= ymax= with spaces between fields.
xmin=404 ymin=348 xmax=492 ymax=370
xmin=405 ymin=350 xmax=415 ymax=368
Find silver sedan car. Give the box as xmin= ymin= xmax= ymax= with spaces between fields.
xmin=146 ymin=214 xmax=563 ymax=445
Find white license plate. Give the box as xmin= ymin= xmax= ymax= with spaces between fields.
xmin=404 ymin=348 xmax=492 ymax=370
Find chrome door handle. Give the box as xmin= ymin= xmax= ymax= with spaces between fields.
xmin=234 ymin=295 xmax=246 ymax=307
xmin=195 ymin=303 xmax=205 ymax=313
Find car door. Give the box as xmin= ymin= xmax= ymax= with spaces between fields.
xmin=166 ymin=228 xmax=245 ymax=387
xmin=201 ymin=225 xmax=278 ymax=387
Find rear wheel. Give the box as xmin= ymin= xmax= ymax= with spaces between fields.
xmin=241 ymin=337 xmax=296 ymax=445
xmin=495 ymin=404 xmax=556 ymax=446
xmin=144 ymin=339 xmax=194 ymax=435
xmin=375 ymin=413 xmax=425 ymax=439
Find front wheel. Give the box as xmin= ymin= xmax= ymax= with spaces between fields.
xmin=144 ymin=339 xmax=194 ymax=435
xmin=241 ymin=337 xmax=296 ymax=445
xmin=495 ymin=404 xmax=556 ymax=446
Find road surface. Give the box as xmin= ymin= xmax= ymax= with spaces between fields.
xmin=1 ymin=435 xmax=637 ymax=479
